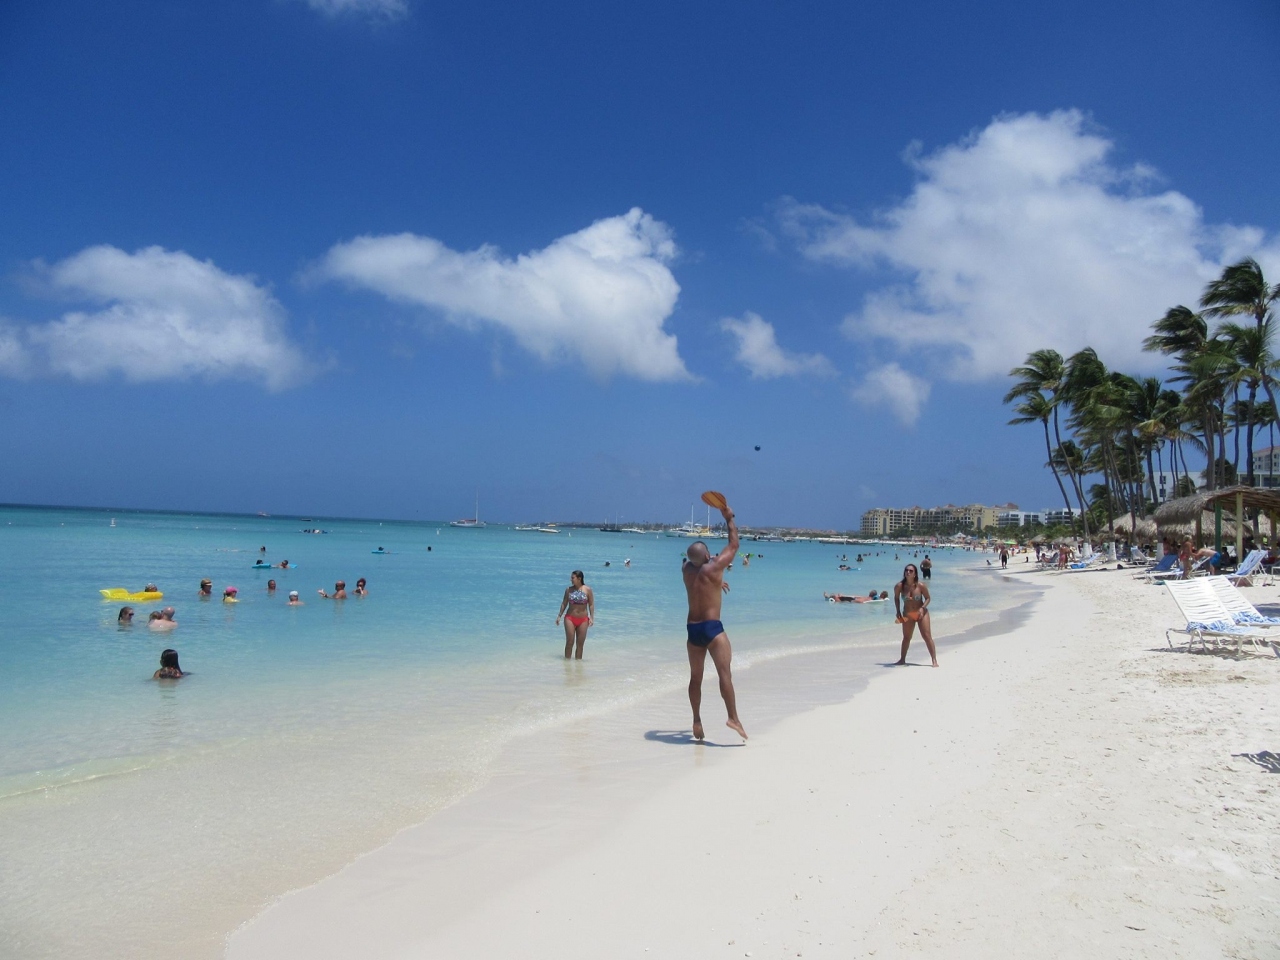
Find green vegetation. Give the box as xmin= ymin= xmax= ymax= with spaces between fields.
xmin=1005 ymin=258 xmax=1280 ymax=539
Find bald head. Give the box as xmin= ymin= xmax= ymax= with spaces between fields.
xmin=687 ymin=541 xmax=710 ymax=565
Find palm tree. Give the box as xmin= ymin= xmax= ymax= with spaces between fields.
xmin=1201 ymin=258 xmax=1280 ymax=333
xmin=1006 ymin=350 xmax=1080 ymax=532
xmin=1006 ymin=391 xmax=1075 ymax=526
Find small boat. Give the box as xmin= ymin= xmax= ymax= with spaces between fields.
xmin=451 ymin=494 xmax=487 ymax=528
xmin=515 ymin=524 xmax=560 ymax=533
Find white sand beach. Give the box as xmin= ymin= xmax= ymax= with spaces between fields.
xmin=229 ymin=567 xmax=1279 ymax=959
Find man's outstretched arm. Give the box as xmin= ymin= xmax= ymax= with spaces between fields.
xmin=712 ymin=507 xmax=739 ymax=569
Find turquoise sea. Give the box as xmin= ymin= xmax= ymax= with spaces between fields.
xmin=0 ymin=505 xmax=1008 ymax=959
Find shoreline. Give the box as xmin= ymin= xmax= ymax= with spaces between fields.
xmin=227 ymin=568 xmax=1040 ymax=958
xmin=229 ymin=567 xmax=1279 ymax=959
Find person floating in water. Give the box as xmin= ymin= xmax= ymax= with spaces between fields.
xmin=153 ymin=648 xmax=184 ymax=679
xmin=319 ymin=581 xmax=347 ymax=599
xmin=556 ymin=570 xmax=595 ymax=660
xmin=682 ymin=499 xmax=746 ymax=741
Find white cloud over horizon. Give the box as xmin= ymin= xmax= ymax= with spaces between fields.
xmin=781 ymin=109 xmax=1280 ymax=382
xmin=300 ymin=0 xmax=408 ymax=20
xmin=720 ymin=312 xmax=834 ymax=379
xmin=849 ymin=362 xmax=931 ymax=426
xmin=317 ymin=208 xmax=690 ymax=381
xmin=2 ymin=246 xmax=309 ymax=390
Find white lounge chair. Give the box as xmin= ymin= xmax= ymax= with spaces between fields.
xmin=1204 ymin=578 xmax=1280 ymax=655
xmin=1225 ymin=549 xmax=1268 ymax=587
xmin=1163 ymin=579 xmax=1275 ymax=655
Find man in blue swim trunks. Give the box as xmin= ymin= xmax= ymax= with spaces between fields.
xmin=682 ymin=499 xmax=747 ymax=741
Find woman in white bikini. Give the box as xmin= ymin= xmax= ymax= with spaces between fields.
xmin=893 ymin=563 xmax=938 ymax=667
xmin=556 ymin=570 xmax=595 ymax=660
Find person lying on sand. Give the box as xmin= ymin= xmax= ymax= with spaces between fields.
xmin=683 ymin=499 xmax=747 ymax=741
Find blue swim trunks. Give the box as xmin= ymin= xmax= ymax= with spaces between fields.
xmin=686 ymin=620 xmax=725 ymax=647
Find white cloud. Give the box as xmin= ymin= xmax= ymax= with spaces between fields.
xmin=781 ymin=109 xmax=1280 ymax=381
xmin=318 ymin=208 xmax=690 ymax=381
xmin=0 ymin=322 xmax=28 ymax=377
xmin=301 ymin=0 xmax=408 ymax=19
xmin=8 ymin=246 xmax=309 ymax=390
xmin=849 ymin=362 xmax=931 ymax=426
xmin=720 ymin=312 xmax=834 ymax=379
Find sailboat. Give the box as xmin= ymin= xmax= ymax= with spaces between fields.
xmin=450 ymin=493 xmax=487 ymax=528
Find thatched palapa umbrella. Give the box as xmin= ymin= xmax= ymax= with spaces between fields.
xmin=1154 ymin=485 xmax=1280 ymax=559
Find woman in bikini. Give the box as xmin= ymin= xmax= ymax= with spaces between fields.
xmin=893 ymin=563 xmax=938 ymax=667
xmin=556 ymin=570 xmax=595 ymax=660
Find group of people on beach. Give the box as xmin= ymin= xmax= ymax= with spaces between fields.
xmin=552 ymin=497 xmax=941 ymax=745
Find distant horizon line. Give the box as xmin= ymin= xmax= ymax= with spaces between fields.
xmin=0 ymin=501 xmax=863 ymax=535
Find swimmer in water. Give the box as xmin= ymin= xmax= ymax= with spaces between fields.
xmin=148 ymin=610 xmax=176 ymax=631
xmin=319 ymin=581 xmax=347 ymax=599
xmin=199 ymin=579 xmax=213 ymax=598
xmin=556 ymin=570 xmax=594 ymax=659
xmin=354 ymin=578 xmax=368 ymax=596
xmin=267 ymin=579 xmax=277 ymax=594
xmin=118 ymin=606 xmax=135 ymax=625
xmin=152 ymin=648 xmax=184 ymax=679
xmin=287 ymin=590 xmax=304 ymax=606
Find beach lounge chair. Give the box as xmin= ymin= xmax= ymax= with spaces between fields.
xmin=1134 ymin=553 xmax=1177 ymax=579
xmin=1059 ymin=552 xmax=1108 ymax=574
xmin=1163 ymin=579 xmax=1274 ymax=655
xmin=1204 ymin=577 xmax=1280 ymax=652
xmin=1225 ymin=549 xmax=1267 ymax=587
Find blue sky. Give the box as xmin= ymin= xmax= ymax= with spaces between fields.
xmin=1 ymin=0 xmax=1278 ymax=527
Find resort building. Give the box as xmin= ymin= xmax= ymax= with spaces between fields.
xmin=1252 ymin=447 xmax=1280 ymax=488
xmin=860 ymin=503 xmax=999 ymax=536
xmin=997 ymin=509 xmax=1042 ymax=529
xmin=1041 ymin=507 xmax=1081 ymax=526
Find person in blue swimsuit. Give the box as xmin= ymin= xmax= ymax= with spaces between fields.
xmin=682 ymin=499 xmax=747 ymax=741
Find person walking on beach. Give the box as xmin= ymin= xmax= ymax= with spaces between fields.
xmin=682 ymin=498 xmax=747 ymax=741
xmin=894 ymin=563 xmax=938 ymax=667
xmin=556 ymin=570 xmax=594 ymax=659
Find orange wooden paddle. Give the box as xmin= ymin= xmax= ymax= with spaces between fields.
xmin=700 ymin=490 xmax=729 ymax=510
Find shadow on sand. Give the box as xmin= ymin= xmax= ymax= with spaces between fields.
xmin=1233 ymin=750 xmax=1280 ymax=773
xmin=645 ymin=729 xmax=744 ymax=748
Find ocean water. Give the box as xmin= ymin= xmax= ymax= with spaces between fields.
xmin=0 ymin=505 xmax=1006 ymax=959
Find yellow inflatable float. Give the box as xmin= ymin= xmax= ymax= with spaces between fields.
xmin=100 ymin=588 xmax=164 ymax=602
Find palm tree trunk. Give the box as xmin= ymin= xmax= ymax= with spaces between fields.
xmin=1043 ymin=420 xmax=1073 ymax=521
xmin=1051 ymin=406 xmax=1083 ymax=537
xmin=1232 ymin=386 xmax=1242 ymax=481
xmin=1246 ymin=384 xmax=1259 ymax=487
